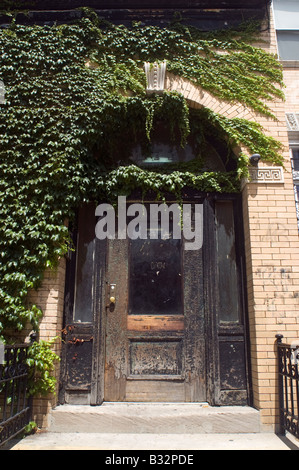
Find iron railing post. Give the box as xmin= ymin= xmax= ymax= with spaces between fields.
xmin=276 ymin=334 xmax=285 ymax=436
xmin=28 ymin=332 xmax=38 ymax=423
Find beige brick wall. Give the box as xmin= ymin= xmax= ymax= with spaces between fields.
xmin=242 ymin=177 xmax=299 ymax=429
xmin=283 ymin=69 xmax=299 ymax=113
xmin=243 ymin=10 xmax=299 ymax=429
xmin=27 ymin=258 xmax=66 ymax=427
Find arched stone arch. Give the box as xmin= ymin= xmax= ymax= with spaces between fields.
xmin=165 ymin=72 xmax=258 ymax=160
xmin=165 ymin=72 xmax=258 ymax=122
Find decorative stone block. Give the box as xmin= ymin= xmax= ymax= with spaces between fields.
xmin=249 ymin=167 xmax=284 ymax=184
xmin=286 ymin=112 xmax=299 ymax=131
xmin=241 ymin=166 xmax=284 ymax=189
xmin=144 ymin=61 xmax=167 ymax=94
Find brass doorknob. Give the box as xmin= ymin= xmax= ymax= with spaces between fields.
xmin=109 ymin=296 xmax=116 ymax=304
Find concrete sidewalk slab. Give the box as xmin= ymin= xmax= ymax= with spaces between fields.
xmin=3 ymin=432 xmax=299 ymax=450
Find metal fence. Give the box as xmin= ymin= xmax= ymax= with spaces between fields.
xmin=276 ymin=334 xmax=299 ymax=439
xmin=0 ymin=344 xmax=32 ymax=446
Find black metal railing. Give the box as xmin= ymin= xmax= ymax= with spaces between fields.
xmin=0 ymin=344 xmax=32 ymax=446
xmin=276 ymin=334 xmax=299 ymax=439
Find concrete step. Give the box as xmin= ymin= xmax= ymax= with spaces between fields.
xmin=48 ymin=403 xmax=261 ymax=434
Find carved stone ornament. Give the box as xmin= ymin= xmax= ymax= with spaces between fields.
xmin=241 ymin=166 xmax=284 ymax=189
xmin=144 ymin=61 xmax=167 ymax=94
xmin=286 ymin=113 xmax=299 ymax=131
xmin=249 ymin=167 xmax=284 ymax=183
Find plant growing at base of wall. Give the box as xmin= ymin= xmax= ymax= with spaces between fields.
xmin=26 ymin=337 xmax=60 ymax=397
xmin=0 ymin=10 xmax=285 ymax=389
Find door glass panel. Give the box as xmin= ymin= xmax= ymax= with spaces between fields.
xmin=73 ymin=203 xmax=95 ymax=323
xmin=129 ymin=237 xmax=183 ymax=315
xmin=215 ymin=201 xmax=240 ymax=323
xmin=130 ymin=121 xmax=196 ymax=167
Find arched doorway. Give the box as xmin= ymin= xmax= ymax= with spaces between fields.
xmin=59 ymin=114 xmax=251 ymax=406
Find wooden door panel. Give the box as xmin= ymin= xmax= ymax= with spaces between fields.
xmin=125 ymin=380 xmax=185 ymax=402
xmin=126 ymin=380 xmax=186 ymax=402
xmin=104 ymin=238 xmax=128 ymax=402
xmin=128 ymin=338 xmax=184 ymax=377
xmin=127 ymin=315 xmax=184 ymax=332
xmin=104 ymin=203 xmax=206 ymax=403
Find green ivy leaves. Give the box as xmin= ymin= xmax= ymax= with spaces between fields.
xmin=0 ymin=14 xmax=284 ymax=349
xmin=26 ymin=337 xmax=60 ymax=396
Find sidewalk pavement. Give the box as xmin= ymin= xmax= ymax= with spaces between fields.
xmin=2 ymin=431 xmax=299 ymax=450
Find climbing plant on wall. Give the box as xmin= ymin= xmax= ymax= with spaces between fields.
xmin=0 ymin=9 xmax=284 ymax=348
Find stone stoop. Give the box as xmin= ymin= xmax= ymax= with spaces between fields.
xmin=48 ymin=403 xmax=261 ymax=434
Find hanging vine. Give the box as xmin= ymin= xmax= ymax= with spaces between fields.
xmin=0 ymin=9 xmax=284 ymax=349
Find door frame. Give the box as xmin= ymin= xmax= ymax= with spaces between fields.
xmin=203 ymin=193 xmax=252 ymax=405
xmin=59 ymin=192 xmax=252 ymax=406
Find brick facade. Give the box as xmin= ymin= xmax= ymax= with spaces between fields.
xmin=27 ymin=260 xmax=66 ymax=428
xmin=30 ymin=7 xmax=299 ymax=431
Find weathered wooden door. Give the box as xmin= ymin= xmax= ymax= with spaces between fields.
xmin=60 ymin=195 xmax=251 ymax=406
xmin=104 ymin=210 xmax=206 ymax=402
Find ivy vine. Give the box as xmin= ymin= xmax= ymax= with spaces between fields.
xmin=26 ymin=337 xmax=60 ymax=397
xmin=0 ymin=10 xmax=284 ymax=361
